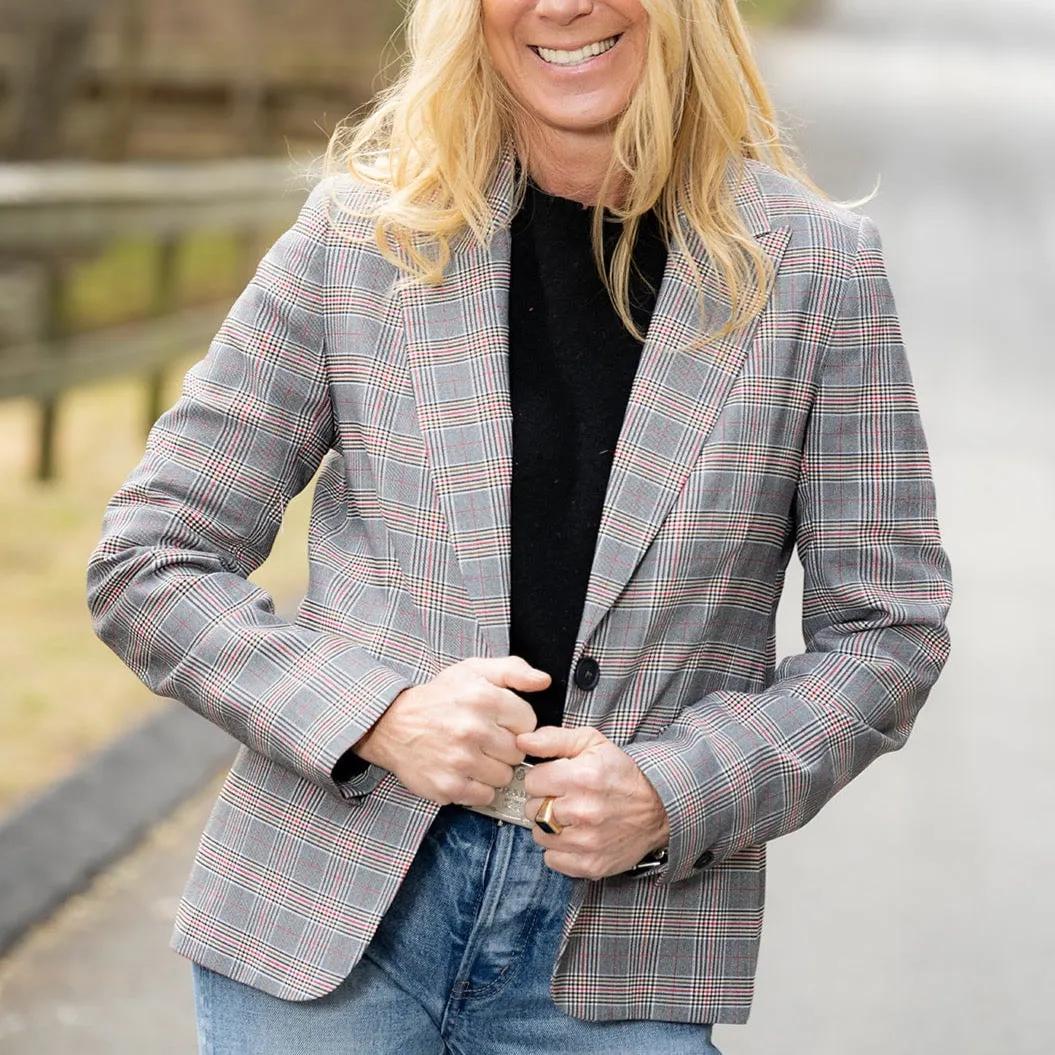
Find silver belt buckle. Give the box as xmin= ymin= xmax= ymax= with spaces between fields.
xmin=466 ymin=762 xmax=535 ymax=829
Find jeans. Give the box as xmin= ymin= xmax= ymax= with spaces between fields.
xmin=193 ymin=805 xmax=722 ymax=1054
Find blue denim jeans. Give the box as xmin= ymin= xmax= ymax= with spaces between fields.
xmin=193 ymin=805 xmax=721 ymax=1054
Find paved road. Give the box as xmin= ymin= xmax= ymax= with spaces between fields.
xmin=822 ymin=0 xmax=1055 ymax=51
xmin=2 ymin=3 xmax=1052 ymax=1052
xmin=0 ymin=784 xmax=217 ymax=1052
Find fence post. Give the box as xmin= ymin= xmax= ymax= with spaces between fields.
xmin=100 ymin=0 xmax=146 ymax=162
xmin=6 ymin=0 xmax=98 ymax=161
xmin=230 ymin=0 xmax=267 ymax=155
xmin=34 ymin=258 xmax=65 ymax=482
xmin=145 ymin=236 xmax=180 ymax=436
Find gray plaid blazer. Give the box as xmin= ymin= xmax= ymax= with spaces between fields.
xmin=88 ymin=155 xmax=951 ymax=1025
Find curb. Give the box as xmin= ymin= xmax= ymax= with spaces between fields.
xmin=0 ymin=703 xmax=236 ymax=956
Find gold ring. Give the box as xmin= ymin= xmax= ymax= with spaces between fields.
xmin=534 ymin=796 xmax=563 ymax=836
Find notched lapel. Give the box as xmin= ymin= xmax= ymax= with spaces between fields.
xmin=400 ymin=161 xmax=518 ymax=657
xmin=576 ymin=206 xmax=792 ymax=649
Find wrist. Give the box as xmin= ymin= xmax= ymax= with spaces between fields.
xmin=353 ymin=684 xmax=418 ymax=770
xmin=352 ymin=696 xmax=399 ymax=769
xmin=351 ymin=724 xmax=381 ymax=767
xmin=657 ymin=813 xmax=670 ymax=852
xmin=644 ymin=780 xmax=670 ymax=853
xmin=632 ymin=805 xmax=669 ymax=875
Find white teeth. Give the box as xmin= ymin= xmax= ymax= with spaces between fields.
xmin=535 ymin=36 xmax=618 ymax=67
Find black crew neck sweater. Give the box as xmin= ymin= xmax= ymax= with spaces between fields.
xmin=509 ymin=183 xmax=668 ymax=733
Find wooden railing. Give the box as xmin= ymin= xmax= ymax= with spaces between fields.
xmin=0 ymin=159 xmax=309 ymax=479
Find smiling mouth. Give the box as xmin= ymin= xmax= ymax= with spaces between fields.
xmin=532 ymin=35 xmax=620 ymax=68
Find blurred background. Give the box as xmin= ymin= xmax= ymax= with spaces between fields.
xmin=0 ymin=0 xmax=1052 ymax=1052
xmin=0 ymin=0 xmax=404 ymax=820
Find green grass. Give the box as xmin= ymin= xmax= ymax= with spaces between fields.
xmin=66 ymin=229 xmax=272 ymax=331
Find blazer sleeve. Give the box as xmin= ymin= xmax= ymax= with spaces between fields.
xmin=87 ymin=183 xmax=412 ymax=799
xmin=622 ymin=215 xmax=953 ymax=885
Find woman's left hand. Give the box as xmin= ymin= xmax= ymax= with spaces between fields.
xmin=518 ymin=727 xmax=670 ymax=880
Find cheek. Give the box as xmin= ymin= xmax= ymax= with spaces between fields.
xmin=625 ymin=25 xmax=650 ymax=77
xmin=481 ymin=6 xmax=514 ymax=66
xmin=621 ymin=0 xmax=649 ymax=25
xmin=482 ymin=28 xmax=526 ymax=90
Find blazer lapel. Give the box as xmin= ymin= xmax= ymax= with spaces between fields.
xmin=575 ymin=167 xmax=792 ymax=649
xmin=400 ymin=155 xmax=518 ymax=658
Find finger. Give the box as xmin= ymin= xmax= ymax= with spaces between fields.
xmin=468 ymin=754 xmax=516 ymax=790
xmin=517 ymin=725 xmax=604 ymax=759
xmin=473 ymin=656 xmax=552 ymax=693
xmin=522 ymin=796 xmax=572 ymax=832
xmin=523 ymin=757 xmax=574 ymax=799
xmin=491 ymin=688 xmax=539 ymax=736
xmin=480 ymin=727 xmax=526 ymax=767
xmin=541 ymin=849 xmax=609 ymax=880
xmin=452 ymin=776 xmax=504 ymax=809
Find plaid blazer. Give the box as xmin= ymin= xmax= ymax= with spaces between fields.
xmin=88 ymin=155 xmax=951 ymax=1025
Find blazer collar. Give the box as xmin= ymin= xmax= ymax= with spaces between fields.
xmin=731 ymin=159 xmax=772 ymax=239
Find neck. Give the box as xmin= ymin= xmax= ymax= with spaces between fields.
xmin=517 ymin=123 xmax=623 ymax=208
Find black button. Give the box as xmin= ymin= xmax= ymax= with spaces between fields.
xmin=574 ymin=657 xmax=601 ymax=691
xmin=694 ymin=851 xmax=714 ymax=870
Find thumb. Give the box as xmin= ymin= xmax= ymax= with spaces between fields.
xmin=517 ymin=725 xmax=604 ymax=759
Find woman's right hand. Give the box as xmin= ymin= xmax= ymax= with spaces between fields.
xmin=351 ymin=656 xmax=548 ymax=806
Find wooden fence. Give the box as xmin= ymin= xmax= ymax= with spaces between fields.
xmin=0 ymin=1 xmax=402 ymax=162
xmin=0 ymin=159 xmax=308 ymax=480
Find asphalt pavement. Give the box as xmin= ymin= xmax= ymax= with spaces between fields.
xmin=1 ymin=2 xmax=1052 ymax=1052
xmin=0 ymin=782 xmax=217 ymax=1052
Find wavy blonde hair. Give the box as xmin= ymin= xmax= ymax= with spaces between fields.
xmin=326 ymin=0 xmax=814 ymax=338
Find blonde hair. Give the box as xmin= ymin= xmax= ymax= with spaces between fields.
xmin=326 ymin=0 xmax=814 ymax=338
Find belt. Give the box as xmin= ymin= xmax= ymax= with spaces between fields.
xmin=463 ymin=763 xmax=669 ymax=876
xmin=465 ymin=762 xmax=535 ymax=830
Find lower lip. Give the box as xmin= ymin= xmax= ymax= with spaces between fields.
xmin=530 ymin=37 xmax=622 ymax=74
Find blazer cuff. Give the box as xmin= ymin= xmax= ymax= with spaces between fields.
xmin=335 ymin=761 xmax=390 ymax=800
xmin=622 ymin=736 xmax=719 ymax=886
xmin=332 ymin=746 xmax=390 ymax=801
xmin=318 ymin=673 xmax=409 ymax=800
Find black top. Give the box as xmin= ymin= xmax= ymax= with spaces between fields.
xmin=508 ymin=183 xmax=668 ymax=732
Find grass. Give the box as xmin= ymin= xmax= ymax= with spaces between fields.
xmin=0 ymin=229 xmax=308 ymax=815
xmin=66 ymin=229 xmax=257 ymax=331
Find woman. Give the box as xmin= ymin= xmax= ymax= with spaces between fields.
xmin=88 ymin=0 xmax=952 ymax=1052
